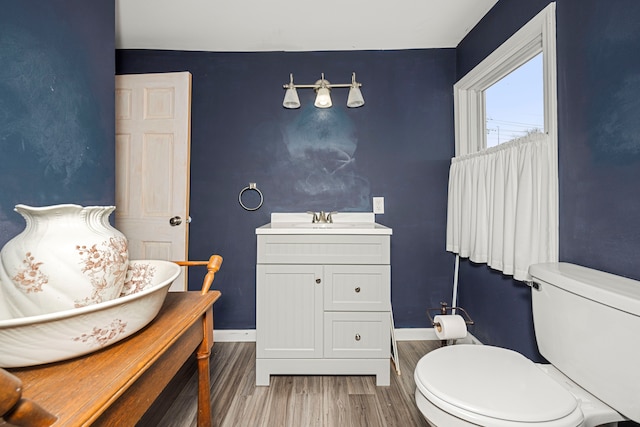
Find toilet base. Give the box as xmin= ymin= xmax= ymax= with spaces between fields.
xmin=535 ymin=364 xmax=626 ymax=427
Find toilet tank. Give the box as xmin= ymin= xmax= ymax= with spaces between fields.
xmin=529 ymin=262 xmax=640 ymax=423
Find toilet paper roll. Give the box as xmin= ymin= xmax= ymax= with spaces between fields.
xmin=434 ymin=314 xmax=468 ymax=340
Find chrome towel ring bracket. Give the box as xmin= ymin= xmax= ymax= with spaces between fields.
xmin=238 ymin=182 xmax=264 ymax=211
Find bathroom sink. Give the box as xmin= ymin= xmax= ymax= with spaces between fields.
xmin=289 ymin=222 xmax=359 ymax=228
xmin=256 ymin=213 xmax=392 ymax=235
xmin=269 ymin=222 xmax=369 ymax=230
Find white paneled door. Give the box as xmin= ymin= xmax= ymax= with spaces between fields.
xmin=115 ymin=72 xmax=192 ymax=291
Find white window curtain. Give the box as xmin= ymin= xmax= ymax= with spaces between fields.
xmin=446 ymin=132 xmax=558 ymax=281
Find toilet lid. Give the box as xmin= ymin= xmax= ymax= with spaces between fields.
xmin=415 ymin=345 xmax=579 ymax=423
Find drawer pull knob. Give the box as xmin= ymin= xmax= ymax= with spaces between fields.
xmin=315 ymin=278 xmax=321 ymax=284
xmin=355 ymin=334 xmax=361 ymax=341
xmin=355 ymin=287 xmax=361 ymax=293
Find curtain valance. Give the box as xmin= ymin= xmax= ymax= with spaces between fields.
xmin=446 ymin=132 xmax=558 ymax=281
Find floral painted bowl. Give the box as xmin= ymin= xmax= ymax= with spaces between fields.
xmin=0 ymin=260 xmax=180 ymax=368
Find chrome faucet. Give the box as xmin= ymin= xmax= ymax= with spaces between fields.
xmin=307 ymin=211 xmax=320 ymax=223
xmin=307 ymin=211 xmax=337 ymax=223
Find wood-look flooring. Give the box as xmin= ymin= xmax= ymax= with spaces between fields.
xmin=148 ymin=340 xmax=440 ymax=427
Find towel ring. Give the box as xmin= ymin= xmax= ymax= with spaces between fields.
xmin=238 ymin=183 xmax=263 ymax=211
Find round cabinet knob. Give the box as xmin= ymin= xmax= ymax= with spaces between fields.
xmin=355 ymin=334 xmax=361 ymax=341
xmin=354 ymin=286 xmax=361 ymax=293
xmin=169 ymin=216 xmax=182 ymax=226
xmin=315 ymin=278 xmax=321 ymax=284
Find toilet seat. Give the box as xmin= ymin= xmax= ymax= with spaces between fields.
xmin=414 ymin=345 xmax=584 ymax=426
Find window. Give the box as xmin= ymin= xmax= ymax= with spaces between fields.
xmin=453 ymin=3 xmax=557 ymax=157
xmin=485 ymin=53 xmax=544 ymax=148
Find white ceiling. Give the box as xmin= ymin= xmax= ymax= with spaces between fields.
xmin=115 ymin=0 xmax=498 ymax=52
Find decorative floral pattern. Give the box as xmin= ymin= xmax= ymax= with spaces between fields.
xmin=11 ymin=252 xmax=49 ymax=293
xmin=74 ymin=237 xmax=129 ymax=307
xmin=73 ymin=319 xmax=128 ymax=347
xmin=120 ymin=263 xmax=157 ymax=296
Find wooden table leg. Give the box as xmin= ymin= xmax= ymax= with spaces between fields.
xmin=196 ymin=306 xmax=214 ymax=427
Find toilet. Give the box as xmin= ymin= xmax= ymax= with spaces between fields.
xmin=414 ymin=262 xmax=640 ymax=427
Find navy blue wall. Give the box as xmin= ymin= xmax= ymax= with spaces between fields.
xmin=557 ymin=1 xmax=640 ymax=274
xmin=0 ymin=1 xmax=115 ymax=247
xmin=116 ymin=50 xmax=457 ymax=329
xmin=456 ymin=0 xmax=640 ymax=362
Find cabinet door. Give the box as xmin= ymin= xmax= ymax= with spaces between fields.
xmin=256 ymin=264 xmax=323 ymax=359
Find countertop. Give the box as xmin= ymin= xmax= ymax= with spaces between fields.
xmin=255 ymin=212 xmax=392 ymax=235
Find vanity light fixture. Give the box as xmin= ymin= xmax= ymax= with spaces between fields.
xmin=282 ymin=74 xmax=301 ymax=109
xmin=282 ymin=72 xmax=364 ymax=109
xmin=314 ymin=77 xmax=332 ymax=108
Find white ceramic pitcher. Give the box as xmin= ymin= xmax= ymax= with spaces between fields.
xmin=0 ymin=204 xmax=129 ymax=318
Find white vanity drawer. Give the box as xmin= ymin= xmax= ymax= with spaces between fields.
xmin=323 ymin=312 xmax=390 ymax=359
xmin=257 ymin=235 xmax=390 ymax=265
xmin=324 ymin=265 xmax=390 ymax=311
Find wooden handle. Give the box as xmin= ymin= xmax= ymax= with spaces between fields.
xmin=174 ymin=260 xmax=209 ymax=267
xmin=200 ymin=255 xmax=223 ymax=294
xmin=0 ymin=368 xmax=21 ymax=416
xmin=0 ymin=369 xmax=57 ymax=426
xmin=173 ymin=255 xmax=223 ymax=294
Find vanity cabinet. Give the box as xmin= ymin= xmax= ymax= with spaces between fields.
xmin=256 ymin=234 xmax=391 ymax=386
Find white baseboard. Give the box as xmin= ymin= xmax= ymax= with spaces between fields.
xmin=394 ymin=328 xmax=481 ymax=344
xmin=214 ymin=328 xmax=481 ymax=345
xmin=214 ymin=329 xmax=256 ymax=342
xmin=394 ymin=328 xmax=437 ymax=341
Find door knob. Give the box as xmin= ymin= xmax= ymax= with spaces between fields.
xmin=169 ymin=216 xmax=182 ymax=226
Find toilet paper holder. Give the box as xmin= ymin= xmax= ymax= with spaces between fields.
xmin=426 ymin=302 xmax=474 ymax=333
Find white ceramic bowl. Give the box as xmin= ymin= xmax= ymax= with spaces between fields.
xmin=0 ymin=260 xmax=180 ymax=368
